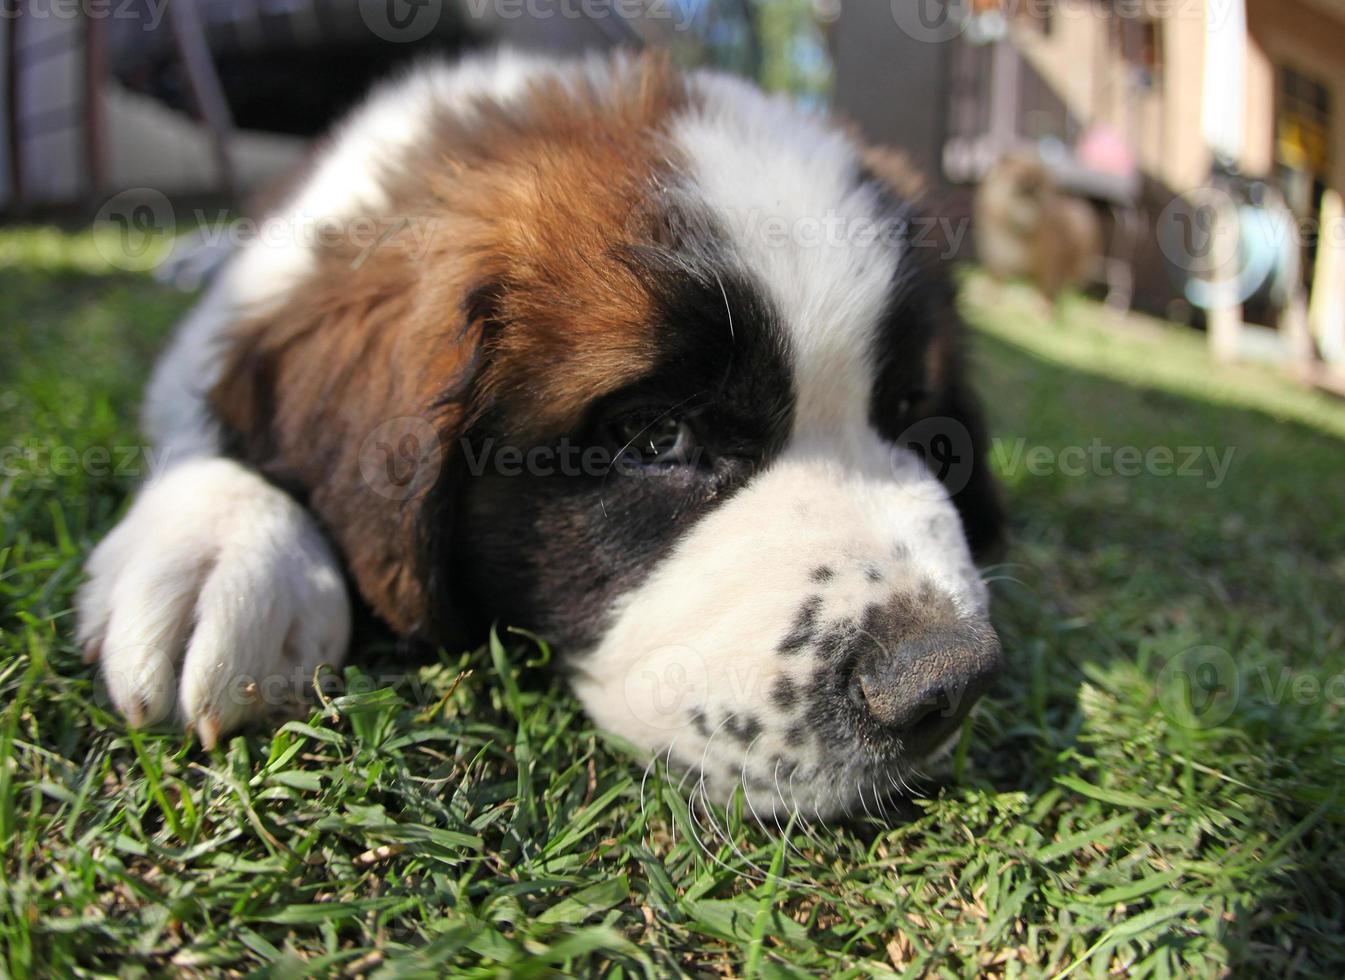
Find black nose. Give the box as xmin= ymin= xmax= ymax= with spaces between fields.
xmin=852 ymin=622 xmax=1002 ymax=744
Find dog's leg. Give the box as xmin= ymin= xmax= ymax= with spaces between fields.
xmin=77 ymin=269 xmax=352 ymax=746
xmin=77 ymin=52 xmax=574 ymax=740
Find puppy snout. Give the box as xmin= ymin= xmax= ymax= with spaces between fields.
xmin=852 ymin=621 xmax=1002 ymax=742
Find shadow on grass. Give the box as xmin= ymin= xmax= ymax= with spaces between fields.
xmin=962 ymin=322 xmax=1345 ymax=970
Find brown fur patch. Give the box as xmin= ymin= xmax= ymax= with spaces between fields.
xmin=210 ymin=53 xmax=692 ymax=636
xmin=421 ymin=53 xmax=691 ymax=434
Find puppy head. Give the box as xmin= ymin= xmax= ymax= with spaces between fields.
xmin=214 ymin=56 xmax=1004 ymax=820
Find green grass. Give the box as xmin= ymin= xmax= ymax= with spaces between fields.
xmin=2 ymin=226 xmax=1344 ymax=977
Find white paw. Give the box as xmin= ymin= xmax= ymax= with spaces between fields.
xmin=77 ymin=458 xmax=351 ymax=746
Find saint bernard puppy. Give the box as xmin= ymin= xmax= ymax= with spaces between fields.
xmin=78 ymin=49 xmax=1005 ymax=819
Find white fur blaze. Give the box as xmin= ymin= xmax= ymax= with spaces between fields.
xmin=571 ymin=436 xmax=987 ymax=819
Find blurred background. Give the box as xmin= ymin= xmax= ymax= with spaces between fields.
xmin=1 ymin=0 xmax=1343 ymax=393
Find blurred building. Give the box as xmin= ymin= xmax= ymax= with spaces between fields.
xmin=833 ymin=0 xmax=1345 ymax=372
xmin=2 ymin=0 xmax=1341 ymax=377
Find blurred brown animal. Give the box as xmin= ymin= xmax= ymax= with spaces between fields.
xmin=975 ymin=155 xmax=1101 ymax=303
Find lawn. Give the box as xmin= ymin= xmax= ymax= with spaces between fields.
xmin=2 ymin=226 xmax=1344 ymax=977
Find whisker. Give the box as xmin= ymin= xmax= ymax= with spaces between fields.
xmin=688 ymin=776 xmax=770 ymax=887
xmin=732 ymin=735 xmax=818 ymax=889
xmin=663 ymin=742 xmax=682 ymax=848
xmin=889 ymin=768 xmax=907 ymax=798
xmin=857 ymin=776 xmax=876 ymax=821
xmin=768 ymin=756 xmax=789 ymax=838
xmin=682 ymin=712 xmax=774 ymax=885
xmin=700 ymin=727 xmax=781 ymax=884
xmin=712 ymin=268 xmax=736 ymax=344
xmin=684 ymin=772 xmax=714 ymax=864
xmin=838 ymin=770 xmax=857 ymax=822
xmin=898 ymin=767 xmax=917 ymax=797
xmin=771 ymin=757 xmax=815 ymax=869
xmin=739 ymin=734 xmax=771 ymax=829
xmin=785 ymin=767 xmax=837 ymax=866
xmin=981 ymin=574 xmax=1029 ymax=589
xmin=881 ymin=774 xmax=906 ymax=813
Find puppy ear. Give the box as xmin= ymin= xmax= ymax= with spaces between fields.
xmin=860 ymin=145 xmax=1006 ymax=559
xmin=210 ymin=244 xmax=487 ymax=641
xmin=937 ymin=373 xmax=1005 ymax=560
xmin=913 ymin=271 xmax=1006 ymax=561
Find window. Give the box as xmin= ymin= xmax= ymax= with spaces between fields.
xmin=1278 ymin=66 xmax=1332 ymax=176
xmin=1276 ymin=66 xmax=1333 ymax=221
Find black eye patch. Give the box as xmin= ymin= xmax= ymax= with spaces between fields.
xmin=448 ymin=236 xmax=796 ymax=651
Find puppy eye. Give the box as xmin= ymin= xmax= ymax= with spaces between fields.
xmin=613 ymin=413 xmax=697 ymax=466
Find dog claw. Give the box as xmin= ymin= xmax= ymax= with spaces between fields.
xmin=196 ymin=713 xmax=222 ymax=751
xmin=123 ymin=695 xmax=147 ymax=729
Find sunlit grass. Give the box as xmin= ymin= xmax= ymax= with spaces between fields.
xmin=2 ymin=231 xmax=1343 ymax=975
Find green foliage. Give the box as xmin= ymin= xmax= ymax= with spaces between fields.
xmin=753 ymin=0 xmax=834 ymax=101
